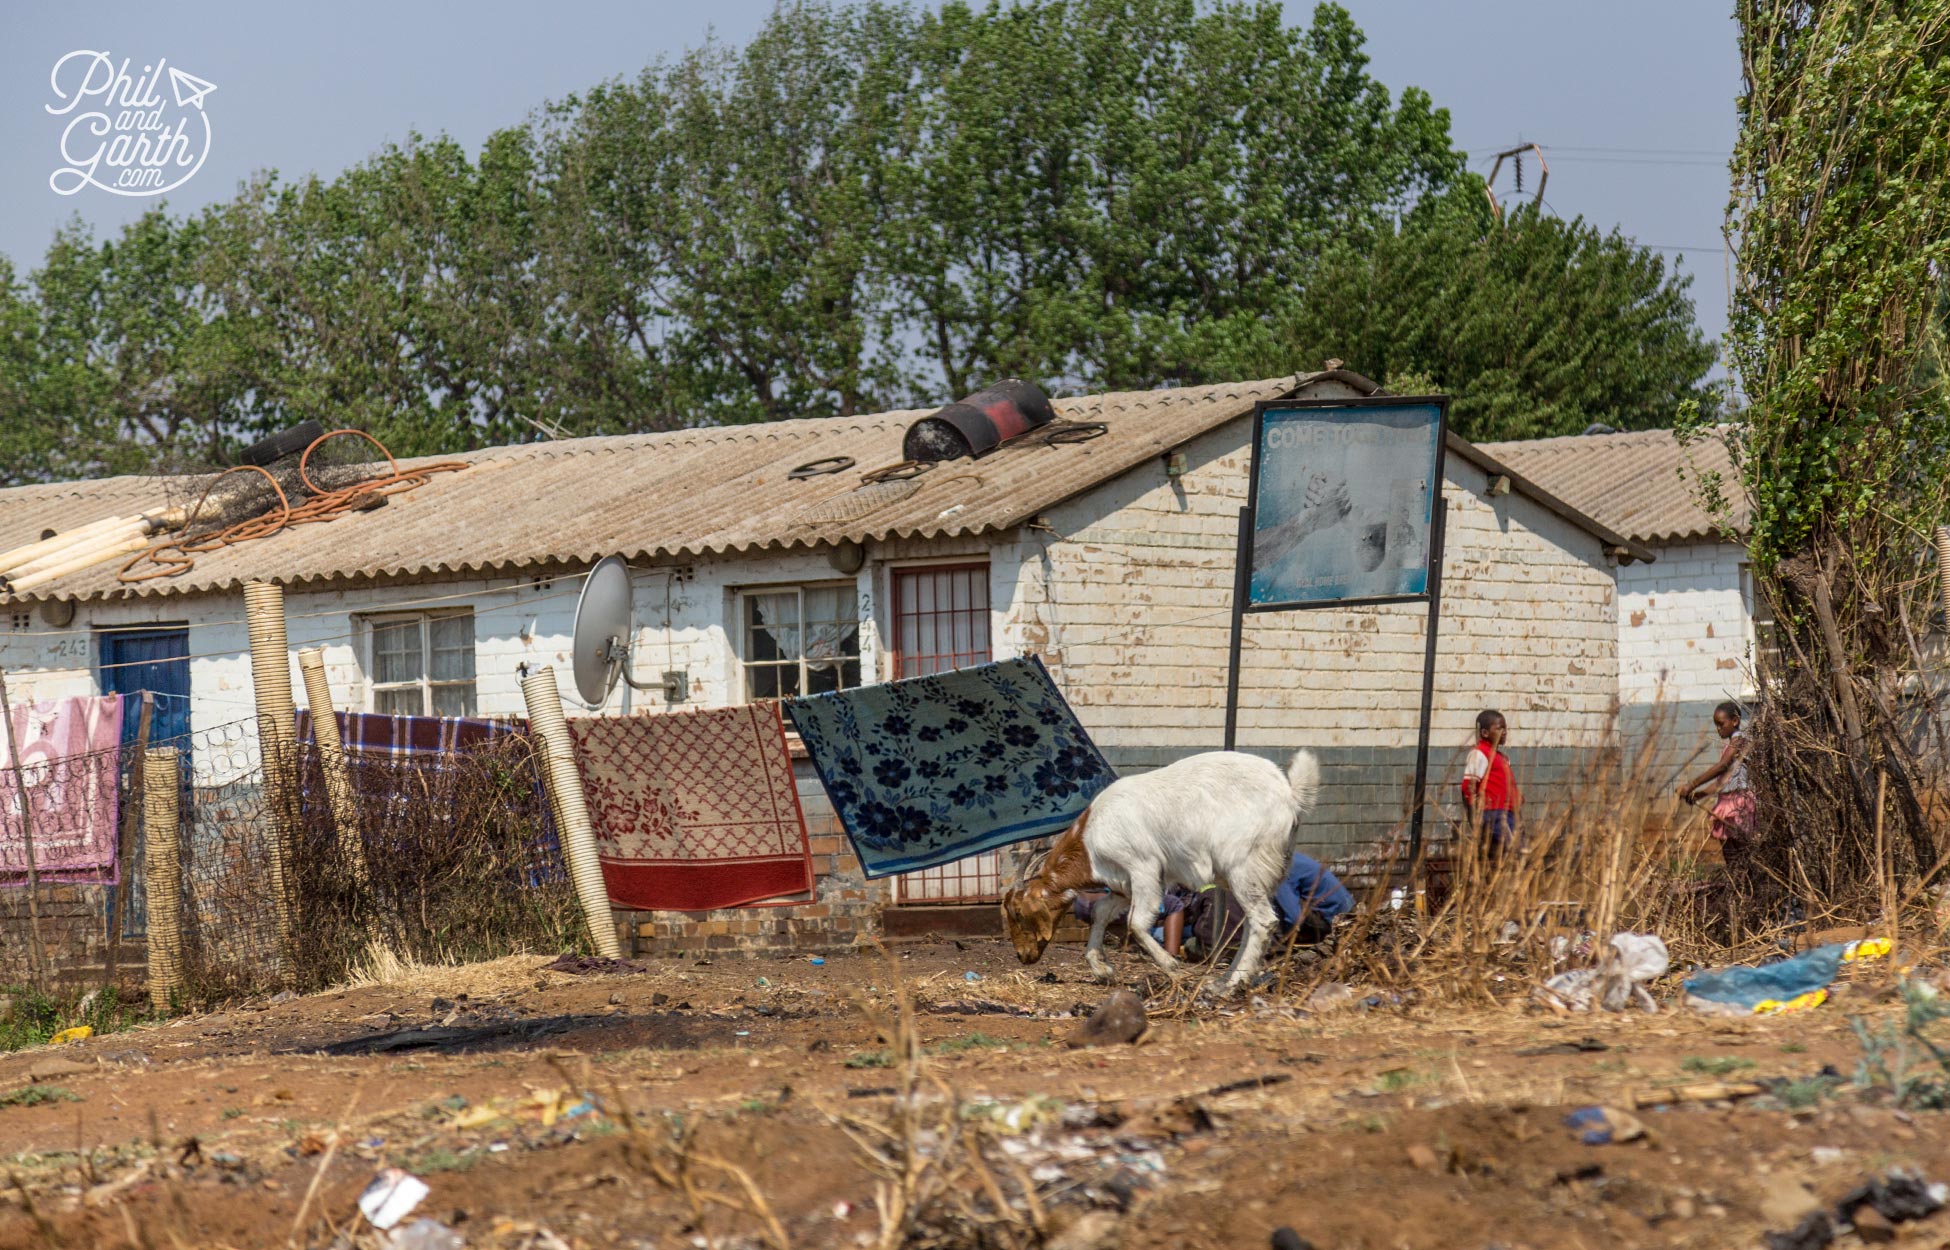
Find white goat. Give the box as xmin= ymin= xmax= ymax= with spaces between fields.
xmin=1000 ymin=749 xmax=1321 ymax=991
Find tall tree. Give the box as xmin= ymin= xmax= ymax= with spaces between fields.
xmin=29 ymin=212 xmax=240 ymax=476
xmin=1202 ymin=186 xmax=1720 ymax=440
xmin=1698 ymin=0 xmax=1950 ymax=903
xmin=540 ymin=1 xmax=916 ymax=425
xmin=890 ymin=0 xmax=1460 ymax=395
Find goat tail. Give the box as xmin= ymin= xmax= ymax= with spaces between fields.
xmin=1284 ymin=749 xmax=1322 ymax=815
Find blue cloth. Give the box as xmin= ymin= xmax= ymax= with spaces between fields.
xmin=1683 ymin=943 xmax=1848 ymax=1008
xmin=787 ymin=657 xmax=1116 ymax=878
xmin=1273 ymin=853 xmax=1353 ymax=929
xmin=1482 ymin=809 xmax=1517 ymax=851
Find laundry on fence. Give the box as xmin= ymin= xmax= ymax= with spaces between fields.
xmin=296 ymin=710 xmax=519 ymax=760
xmin=787 ymin=656 xmax=1115 ymax=878
xmin=0 ymin=693 xmax=125 ymax=886
xmin=296 ymin=709 xmax=563 ymax=877
xmin=568 ymin=703 xmax=812 ymax=911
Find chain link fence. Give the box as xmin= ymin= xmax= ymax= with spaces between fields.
xmin=1 ymin=714 xmax=579 ymax=1007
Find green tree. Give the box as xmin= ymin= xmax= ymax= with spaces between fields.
xmin=1698 ymin=0 xmax=1950 ymax=901
xmin=28 ymin=211 xmax=241 ymax=477
xmin=0 ymin=257 xmax=56 ymax=486
xmin=890 ymin=0 xmax=1460 ymax=395
xmin=0 ymin=0 xmax=1723 ymax=477
xmin=1201 ymin=186 xmax=1720 ymax=440
xmin=538 ymin=0 xmax=916 ymax=425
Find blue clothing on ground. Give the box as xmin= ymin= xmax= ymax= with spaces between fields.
xmin=1683 ymin=943 xmax=1848 ymax=1009
xmin=1273 ymin=853 xmax=1353 ymax=929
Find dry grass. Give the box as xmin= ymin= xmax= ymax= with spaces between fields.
xmin=342 ymin=950 xmax=555 ymax=999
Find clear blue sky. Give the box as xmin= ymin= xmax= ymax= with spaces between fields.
xmin=0 ymin=0 xmax=1739 ymax=356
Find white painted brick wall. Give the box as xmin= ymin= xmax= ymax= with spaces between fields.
xmin=997 ymin=413 xmax=1621 ymax=755
xmin=1617 ymin=539 xmax=1754 ymax=705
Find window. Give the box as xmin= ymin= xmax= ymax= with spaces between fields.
xmin=740 ymin=585 xmax=861 ymax=699
xmin=892 ymin=564 xmax=998 ymax=904
xmin=1740 ymin=565 xmax=1781 ymax=678
xmin=893 ymin=564 xmax=991 ymax=678
xmin=367 ymin=611 xmax=476 ymax=716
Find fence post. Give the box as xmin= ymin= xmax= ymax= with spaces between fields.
xmin=144 ymin=746 xmax=182 ymax=1013
xmin=0 ymin=668 xmax=49 ymax=983
xmin=244 ymin=580 xmax=301 ymax=988
xmin=105 ymin=691 xmax=153 ymax=991
xmin=521 ymin=667 xmax=622 ymax=959
xmin=297 ymin=648 xmax=366 ymax=889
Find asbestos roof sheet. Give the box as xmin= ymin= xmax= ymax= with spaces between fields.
xmin=1 ymin=375 xmax=1316 ymax=603
xmin=1479 ymin=427 xmax=1747 ymax=546
xmin=1 ymin=371 xmax=1666 ymax=602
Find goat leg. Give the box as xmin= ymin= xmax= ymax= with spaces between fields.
xmin=1221 ymin=891 xmax=1279 ymax=992
xmin=1085 ymin=894 xmax=1129 ymax=982
xmin=1123 ymin=879 xmax=1182 ymax=976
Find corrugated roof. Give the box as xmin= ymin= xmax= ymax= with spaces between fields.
xmin=0 ymin=376 xmax=1308 ymax=602
xmin=0 ymin=371 xmax=1657 ymax=602
xmin=1479 ymin=427 xmax=1747 ymax=546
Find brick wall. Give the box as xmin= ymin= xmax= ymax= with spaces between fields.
xmin=0 ymin=884 xmax=142 ymax=989
xmin=1616 ymin=539 xmax=1753 ymax=790
xmin=998 ymin=410 xmax=1622 ymax=861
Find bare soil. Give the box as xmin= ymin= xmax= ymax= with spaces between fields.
xmin=0 ymin=940 xmax=1944 ymax=1250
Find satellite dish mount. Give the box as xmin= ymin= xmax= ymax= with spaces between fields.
xmin=572 ymin=556 xmax=687 ymax=710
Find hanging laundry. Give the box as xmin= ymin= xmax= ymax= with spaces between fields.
xmin=296 ymin=711 xmax=517 ymax=760
xmin=787 ymin=657 xmax=1115 ymax=879
xmin=0 ymin=694 xmax=124 ymax=885
xmin=296 ymin=710 xmax=563 ymax=878
xmin=568 ymin=703 xmax=812 ymax=911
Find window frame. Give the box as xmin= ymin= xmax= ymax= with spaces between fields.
xmin=734 ymin=581 xmax=863 ymax=702
xmin=363 ymin=608 xmax=477 ymax=717
xmin=889 ymin=561 xmax=993 ymax=680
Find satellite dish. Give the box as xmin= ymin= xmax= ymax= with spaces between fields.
xmin=572 ymin=556 xmax=659 ymax=707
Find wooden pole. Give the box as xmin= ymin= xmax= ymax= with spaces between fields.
xmin=521 ymin=667 xmax=622 ymax=959
xmin=244 ymin=580 xmax=301 ymax=988
xmin=297 ymin=649 xmax=366 ymax=888
xmin=104 ymin=692 xmax=153 ymax=992
xmin=0 ymin=669 xmax=49 ymax=983
xmin=143 ymin=747 xmax=182 ymax=1013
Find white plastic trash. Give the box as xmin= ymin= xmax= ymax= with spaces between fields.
xmin=360 ymin=1168 xmax=430 ymax=1231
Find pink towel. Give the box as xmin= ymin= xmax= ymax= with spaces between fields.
xmin=0 ymin=694 xmax=125 ymax=884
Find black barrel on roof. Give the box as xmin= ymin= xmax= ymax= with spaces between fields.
xmin=903 ymin=380 xmax=1056 ymax=462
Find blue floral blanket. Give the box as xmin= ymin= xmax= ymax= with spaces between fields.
xmin=786 ymin=657 xmax=1116 ymax=878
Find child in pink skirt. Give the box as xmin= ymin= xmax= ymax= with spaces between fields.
xmin=1680 ymin=701 xmax=1753 ymax=854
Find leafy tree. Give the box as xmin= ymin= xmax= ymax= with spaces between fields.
xmin=0 ymin=0 xmax=1721 ymax=478
xmin=1691 ymin=0 xmax=1950 ymax=903
xmin=1200 ymin=186 xmax=1720 ymax=439
xmin=28 ymin=212 xmax=238 ymax=477
xmin=0 ymin=257 xmax=56 ymax=486
xmin=538 ymin=1 xmax=916 ymax=425
xmin=890 ymin=0 xmax=1461 ymax=395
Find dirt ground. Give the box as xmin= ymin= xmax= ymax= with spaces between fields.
xmin=0 ymin=939 xmax=1945 ymax=1250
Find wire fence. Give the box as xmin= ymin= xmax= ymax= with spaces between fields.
xmin=0 ymin=712 xmax=580 ymax=1005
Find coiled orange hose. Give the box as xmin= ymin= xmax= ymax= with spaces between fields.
xmin=119 ymin=429 xmax=467 ymax=583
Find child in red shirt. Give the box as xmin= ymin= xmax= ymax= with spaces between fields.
xmin=1461 ymin=709 xmax=1521 ymax=852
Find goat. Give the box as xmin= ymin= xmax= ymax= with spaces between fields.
xmin=1000 ymin=749 xmax=1321 ymax=991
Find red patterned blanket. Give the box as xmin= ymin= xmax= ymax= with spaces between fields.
xmin=567 ymin=704 xmax=812 ymax=911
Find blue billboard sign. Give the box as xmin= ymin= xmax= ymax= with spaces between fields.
xmin=1246 ymin=399 xmax=1446 ymax=610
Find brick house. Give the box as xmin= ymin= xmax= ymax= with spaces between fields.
xmin=0 ymin=370 xmax=1649 ymax=959
xmin=1485 ymin=427 xmax=1755 ymax=790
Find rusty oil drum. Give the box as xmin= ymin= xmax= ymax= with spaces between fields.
xmin=902 ymin=379 xmax=1056 ymax=462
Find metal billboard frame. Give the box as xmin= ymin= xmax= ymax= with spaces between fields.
xmin=1222 ymin=394 xmax=1452 ymax=870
